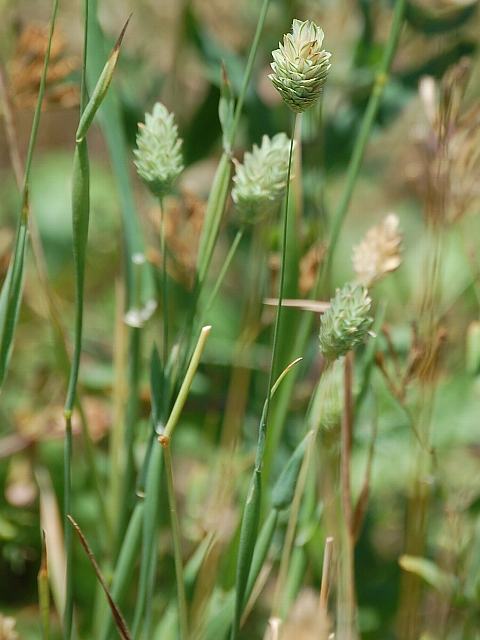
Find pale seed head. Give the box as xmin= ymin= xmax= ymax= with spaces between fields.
xmin=269 ymin=19 xmax=331 ymax=113
xmin=352 ymin=213 xmax=402 ymax=287
xmin=231 ymin=133 xmax=293 ymax=222
xmin=134 ymin=102 xmax=183 ymax=197
xmin=319 ymin=283 xmax=373 ymax=361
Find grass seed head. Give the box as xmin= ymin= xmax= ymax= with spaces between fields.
xmin=134 ymin=102 xmax=183 ymax=197
xmin=269 ymin=19 xmax=331 ymax=113
xmin=319 ymin=283 xmax=373 ymax=361
xmin=232 ymin=133 xmax=293 ymax=222
xmin=352 ymin=213 xmax=402 ymax=287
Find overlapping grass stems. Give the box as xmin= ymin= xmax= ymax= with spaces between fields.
xmin=231 ymin=18 xmax=331 ymax=640
xmin=63 ymin=9 xmax=130 ymax=636
xmin=35 ymin=0 xmax=408 ymax=637
xmin=95 ymin=1 xmax=274 ymax=637
xmin=262 ymin=0 xmax=407 ymax=488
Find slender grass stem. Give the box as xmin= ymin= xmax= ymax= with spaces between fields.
xmin=165 ymin=325 xmax=212 ymax=439
xmin=160 ymin=198 xmax=168 ymax=373
xmin=63 ymin=3 xmax=90 ymax=634
xmin=227 ymin=0 xmax=270 ymax=148
xmin=63 ymin=414 xmax=74 ymax=639
xmin=324 ymin=0 xmax=407 ymax=278
xmin=263 ymin=0 xmax=407 ymax=484
xmin=132 ymin=326 xmax=211 ymax=637
xmin=257 ymin=114 xmax=297 ymax=467
xmin=162 ymin=441 xmax=189 ymax=640
xmin=202 ymin=228 xmax=244 ymax=321
xmin=271 ymin=431 xmax=314 ymax=618
xmin=231 ymin=118 xmax=297 ymax=640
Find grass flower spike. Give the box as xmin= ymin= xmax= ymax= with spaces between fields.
xmin=353 ymin=213 xmax=402 ymax=287
xmin=319 ymin=283 xmax=373 ymax=361
xmin=134 ymin=102 xmax=183 ymax=197
xmin=232 ymin=133 xmax=293 ymax=222
xmin=269 ymin=19 xmax=331 ymax=113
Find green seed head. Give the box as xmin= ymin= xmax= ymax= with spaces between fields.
xmin=232 ymin=133 xmax=293 ymax=223
xmin=319 ymin=283 xmax=373 ymax=361
xmin=269 ymin=19 xmax=331 ymax=113
xmin=134 ymin=102 xmax=183 ymax=197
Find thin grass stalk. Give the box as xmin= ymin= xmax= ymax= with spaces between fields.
xmin=0 ymin=0 xmax=59 ymax=388
xmin=63 ymin=1 xmax=90 ymax=632
xmin=162 ymin=441 xmax=189 ymax=640
xmin=0 ymin=61 xmax=109 ymax=528
xmin=231 ymin=119 xmax=297 ymax=638
xmin=324 ymin=0 xmax=407 ymax=278
xmin=319 ymin=536 xmax=334 ymax=615
xmin=188 ymin=0 xmax=271 ymax=352
xmin=68 ymin=515 xmax=132 ymax=640
xmin=256 ymin=115 xmax=297 ymax=468
xmin=337 ymin=352 xmax=357 ymax=639
xmin=131 ymin=326 xmax=212 ymax=636
xmin=201 ymin=229 xmax=244 ymax=322
xmin=271 ymin=431 xmax=314 ymax=618
xmin=64 ymin=11 xmax=129 ymax=634
xmin=116 ymin=327 xmax=141 ymax=546
xmin=160 ymin=198 xmax=169 ymax=375
xmin=98 ymin=503 xmax=144 ymax=640
xmin=38 ymin=531 xmax=50 ymax=640
xmin=131 ymin=443 xmax=162 ymax=637
xmin=263 ymin=0 xmax=407 ymax=484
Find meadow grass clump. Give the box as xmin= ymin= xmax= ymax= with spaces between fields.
xmin=4 ymin=1 xmax=480 ymax=639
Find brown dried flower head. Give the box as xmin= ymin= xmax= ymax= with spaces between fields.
xmin=411 ymin=59 xmax=480 ymax=223
xmin=352 ymin=213 xmax=402 ymax=287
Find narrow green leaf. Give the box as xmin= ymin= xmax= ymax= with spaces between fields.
xmin=245 ymin=509 xmax=278 ymax=599
xmin=0 ymin=0 xmax=59 ymax=389
xmin=76 ymin=16 xmax=131 ymax=142
xmin=399 ymin=555 xmax=457 ymax=595
xmin=231 ymin=470 xmax=261 ymax=640
xmin=219 ymin=63 xmax=235 ymax=154
xmin=271 ymin=433 xmax=310 ymax=511
xmin=0 ymin=214 xmax=27 ymax=386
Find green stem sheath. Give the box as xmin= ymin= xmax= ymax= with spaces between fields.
xmin=163 ymin=442 xmax=189 ymax=640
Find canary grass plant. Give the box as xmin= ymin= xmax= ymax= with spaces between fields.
xmin=9 ymin=0 xmax=480 ymax=639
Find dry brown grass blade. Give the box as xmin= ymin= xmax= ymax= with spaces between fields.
xmin=264 ymin=298 xmax=330 ymax=313
xmin=36 ymin=467 xmax=66 ymax=622
xmin=67 ymin=515 xmax=131 ymax=640
xmin=319 ymin=536 xmax=334 ymax=614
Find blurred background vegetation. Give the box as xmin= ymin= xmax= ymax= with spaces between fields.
xmin=1 ymin=0 xmax=480 ymax=638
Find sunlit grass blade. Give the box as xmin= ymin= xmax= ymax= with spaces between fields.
xmin=131 ymin=326 xmax=212 ymax=636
